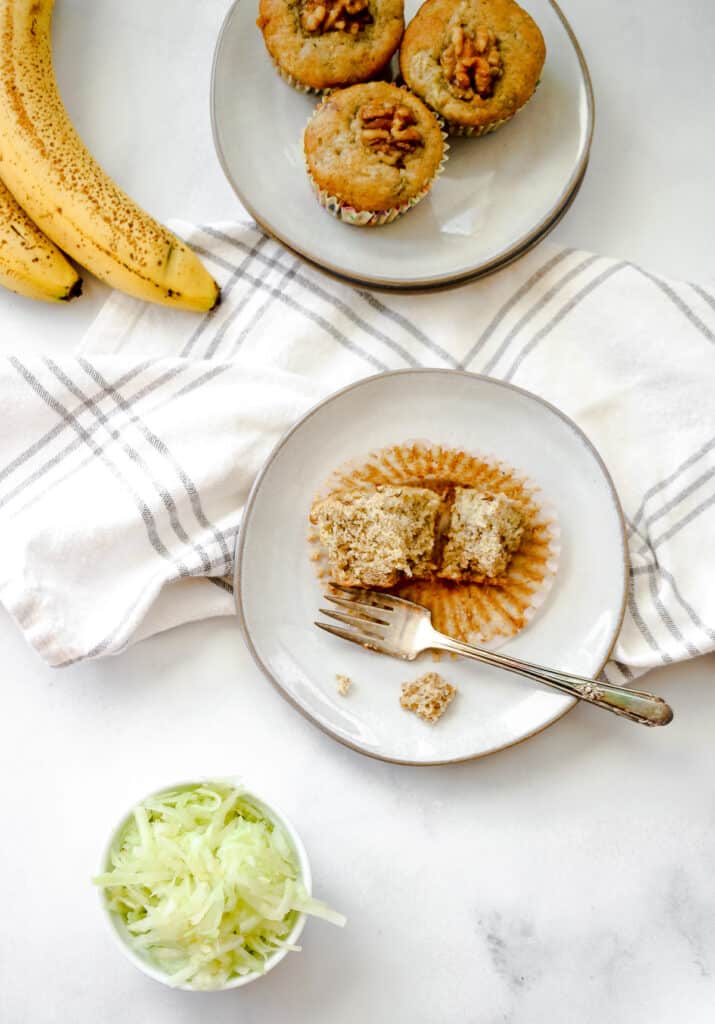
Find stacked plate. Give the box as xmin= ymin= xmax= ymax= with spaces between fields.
xmin=211 ymin=0 xmax=594 ymax=291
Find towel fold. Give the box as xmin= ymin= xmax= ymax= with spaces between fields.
xmin=0 ymin=217 xmax=712 ymax=677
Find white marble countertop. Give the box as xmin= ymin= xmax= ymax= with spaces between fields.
xmin=0 ymin=2 xmax=713 ymax=1022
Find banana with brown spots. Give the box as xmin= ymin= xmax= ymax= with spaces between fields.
xmin=0 ymin=0 xmax=220 ymax=311
xmin=0 ymin=177 xmax=81 ymax=302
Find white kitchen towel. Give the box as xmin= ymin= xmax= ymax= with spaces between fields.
xmin=0 ymin=218 xmax=713 ymax=677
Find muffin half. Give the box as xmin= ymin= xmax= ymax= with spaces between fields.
xmin=257 ymin=0 xmax=405 ymax=93
xmin=400 ymin=0 xmax=545 ymax=136
xmin=304 ymin=81 xmax=447 ymax=226
xmin=438 ymin=489 xmax=525 ymax=580
xmin=311 ymin=485 xmax=441 ymax=586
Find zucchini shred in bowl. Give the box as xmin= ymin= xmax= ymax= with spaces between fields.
xmin=94 ymin=780 xmax=344 ymax=990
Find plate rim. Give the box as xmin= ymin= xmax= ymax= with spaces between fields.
xmin=234 ymin=369 xmax=629 ymax=766
xmin=210 ymin=0 xmax=596 ymax=292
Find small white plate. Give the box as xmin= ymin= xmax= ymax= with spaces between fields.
xmin=211 ymin=0 xmax=594 ymax=291
xmin=236 ymin=371 xmax=628 ymax=765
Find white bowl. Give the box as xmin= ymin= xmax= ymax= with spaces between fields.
xmin=97 ymin=779 xmax=312 ymax=991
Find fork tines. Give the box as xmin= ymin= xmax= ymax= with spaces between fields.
xmin=315 ymin=585 xmax=396 ymax=653
xmin=326 ymin=583 xmax=415 ymax=610
xmin=314 ymin=620 xmax=388 ymax=653
xmin=322 ymin=591 xmax=390 ymax=625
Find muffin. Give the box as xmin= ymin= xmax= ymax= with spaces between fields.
xmin=256 ymin=0 xmax=404 ymax=93
xmin=400 ymin=673 xmax=456 ymax=723
xmin=303 ymin=82 xmax=447 ymax=226
xmin=438 ymin=488 xmax=525 ymax=580
xmin=399 ymin=0 xmax=546 ymax=136
xmin=311 ymin=485 xmax=441 ymax=586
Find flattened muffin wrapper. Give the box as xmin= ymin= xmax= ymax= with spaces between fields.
xmin=308 ymin=440 xmax=561 ymax=649
xmin=304 ymin=108 xmax=450 ymax=228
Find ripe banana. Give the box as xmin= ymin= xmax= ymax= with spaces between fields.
xmin=0 ymin=0 xmax=219 ymax=312
xmin=0 ymin=177 xmax=81 ymax=302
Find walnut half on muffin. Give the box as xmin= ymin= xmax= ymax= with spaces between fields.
xmin=304 ymin=82 xmax=446 ymax=226
xmin=400 ymin=0 xmax=546 ymax=136
xmin=311 ymin=485 xmax=441 ymax=587
xmin=257 ymin=0 xmax=404 ymax=92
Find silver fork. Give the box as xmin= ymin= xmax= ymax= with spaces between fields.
xmin=315 ymin=586 xmax=673 ymax=727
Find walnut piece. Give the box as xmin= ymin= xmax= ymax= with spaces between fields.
xmin=359 ymin=101 xmax=424 ymax=166
xmin=440 ymin=25 xmax=503 ymax=100
xmin=300 ymin=0 xmax=372 ymax=35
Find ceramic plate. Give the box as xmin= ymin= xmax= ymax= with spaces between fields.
xmin=211 ymin=0 xmax=593 ymax=291
xmin=236 ymin=371 xmax=628 ymax=765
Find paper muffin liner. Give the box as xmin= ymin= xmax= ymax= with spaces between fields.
xmin=270 ymin=55 xmax=332 ymax=95
xmin=444 ymin=114 xmax=512 ymax=138
xmin=439 ymin=82 xmax=540 ymax=137
xmin=267 ymin=26 xmax=406 ymax=96
xmin=308 ymin=440 xmax=561 ymax=649
xmin=303 ymin=105 xmax=450 ymax=228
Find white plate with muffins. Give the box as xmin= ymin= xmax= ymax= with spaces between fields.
xmin=235 ymin=371 xmax=628 ymax=765
xmin=211 ymin=0 xmax=594 ymax=290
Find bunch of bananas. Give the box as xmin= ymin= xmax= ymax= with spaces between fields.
xmin=0 ymin=0 xmax=219 ymax=310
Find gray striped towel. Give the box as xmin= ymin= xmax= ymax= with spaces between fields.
xmin=0 ymin=218 xmax=713 ymax=675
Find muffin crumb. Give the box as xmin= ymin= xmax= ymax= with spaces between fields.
xmin=400 ymin=672 xmax=456 ymax=723
xmin=336 ymin=673 xmax=353 ymax=696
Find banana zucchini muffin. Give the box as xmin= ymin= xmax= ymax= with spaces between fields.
xmin=304 ymin=82 xmax=446 ymax=226
xmin=399 ymin=0 xmax=545 ymax=136
xmin=311 ymin=485 xmax=441 ymax=587
xmin=256 ymin=0 xmax=404 ymax=93
xmin=439 ymin=488 xmax=525 ymax=580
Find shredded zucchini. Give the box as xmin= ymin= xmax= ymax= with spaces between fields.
xmin=94 ymin=782 xmax=344 ymax=989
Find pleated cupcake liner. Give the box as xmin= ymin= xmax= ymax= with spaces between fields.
xmin=439 ymin=81 xmax=540 ymax=137
xmin=303 ymin=103 xmax=450 ymax=228
xmin=308 ymin=440 xmax=561 ymax=649
xmin=443 ymin=113 xmax=512 ymax=137
xmin=269 ymin=56 xmax=397 ymax=96
xmin=270 ymin=56 xmax=332 ymax=95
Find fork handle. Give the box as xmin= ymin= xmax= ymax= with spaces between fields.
xmin=433 ymin=633 xmax=673 ymax=727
